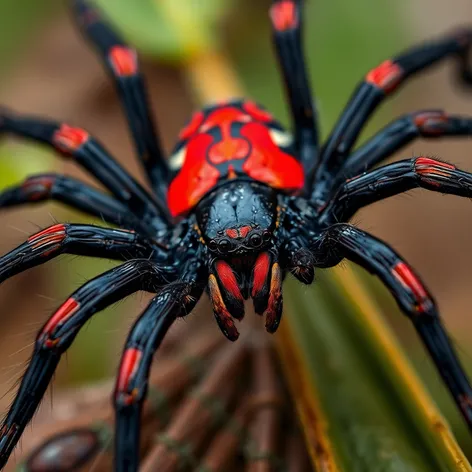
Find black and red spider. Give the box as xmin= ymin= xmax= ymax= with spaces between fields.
xmin=1 ymin=0 xmax=472 ymax=470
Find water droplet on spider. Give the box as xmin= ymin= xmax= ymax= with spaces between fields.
xmin=26 ymin=429 xmax=101 ymax=471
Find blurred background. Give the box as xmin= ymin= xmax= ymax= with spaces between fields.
xmin=0 ymin=0 xmax=472 ymax=462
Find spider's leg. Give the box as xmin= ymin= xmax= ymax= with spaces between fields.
xmin=321 ymin=156 xmax=472 ymax=223
xmin=0 ymin=173 xmax=151 ymax=233
xmin=311 ymin=28 xmax=472 ymax=205
xmin=0 ymin=259 xmax=164 ymax=468
xmin=269 ymin=0 xmax=319 ymax=177
xmin=336 ymin=110 xmax=472 ymax=183
xmin=317 ymin=223 xmax=472 ymax=431
xmin=71 ymin=0 xmax=170 ymax=200
xmin=114 ymin=261 xmax=204 ymax=472
xmin=0 ymin=111 xmax=169 ymax=228
xmin=0 ymin=224 xmax=159 ymax=284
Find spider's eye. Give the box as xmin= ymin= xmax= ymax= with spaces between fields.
xmin=218 ymin=238 xmax=232 ymax=253
xmin=249 ymin=233 xmax=263 ymax=248
xmin=208 ymin=240 xmax=218 ymax=251
xmin=262 ymin=230 xmax=272 ymax=242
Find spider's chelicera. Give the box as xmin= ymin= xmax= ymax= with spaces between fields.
xmin=1 ymin=0 xmax=472 ymax=470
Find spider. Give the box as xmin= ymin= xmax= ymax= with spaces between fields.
xmin=1 ymin=0 xmax=472 ymax=470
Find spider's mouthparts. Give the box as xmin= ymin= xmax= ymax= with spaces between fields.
xmin=208 ymin=252 xmax=284 ymax=340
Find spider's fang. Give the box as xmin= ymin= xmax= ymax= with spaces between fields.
xmin=208 ymin=274 xmax=240 ymax=341
xmin=213 ymin=261 xmax=245 ymax=320
xmin=251 ymin=252 xmax=272 ymax=314
xmin=264 ymin=263 xmax=283 ymax=333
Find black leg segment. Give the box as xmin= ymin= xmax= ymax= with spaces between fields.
xmin=0 ymin=259 xmax=165 ymax=468
xmin=312 ymin=28 xmax=472 ymax=205
xmin=270 ymin=0 xmax=319 ymax=178
xmin=71 ymin=0 xmax=170 ymax=201
xmin=317 ymin=224 xmax=472 ymax=432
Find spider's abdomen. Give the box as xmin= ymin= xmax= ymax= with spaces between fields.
xmin=167 ymin=99 xmax=304 ymax=217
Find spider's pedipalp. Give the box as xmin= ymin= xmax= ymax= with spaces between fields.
xmin=270 ymin=0 xmax=319 ymax=177
xmin=312 ymin=28 xmax=472 ymax=206
xmin=322 ymin=156 xmax=472 ymax=223
xmin=0 ymin=259 xmax=167 ymax=468
xmin=71 ymin=0 xmax=171 ymax=203
xmin=114 ymin=276 xmax=204 ymax=472
xmin=0 ymin=110 xmax=167 ymax=227
xmin=0 ymin=173 xmax=152 ymax=233
xmin=316 ymin=224 xmax=472 ymax=429
xmin=0 ymin=224 xmax=157 ymax=284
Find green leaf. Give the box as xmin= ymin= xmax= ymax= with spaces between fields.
xmin=94 ymin=0 xmax=235 ymax=61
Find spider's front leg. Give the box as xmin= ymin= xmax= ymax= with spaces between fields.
xmin=0 ymin=173 xmax=149 ymax=233
xmin=71 ymin=0 xmax=170 ymax=200
xmin=315 ymin=224 xmax=472 ymax=430
xmin=0 ymin=224 xmax=158 ymax=283
xmin=114 ymin=259 xmax=205 ymax=472
xmin=312 ymin=27 xmax=472 ymax=205
xmin=0 ymin=111 xmax=168 ymax=226
xmin=0 ymin=259 xmax=167 ymax=468
xmin=321 ymin=156 xmax=472 ymax=223
xmin=338 ymin=110 xmax=472 ymax=180
xmin=269 ymin=0 xmax=319 ymax=177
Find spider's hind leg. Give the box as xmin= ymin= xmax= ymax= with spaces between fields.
xmin=317 ymin=224 xmax=472 ymax=431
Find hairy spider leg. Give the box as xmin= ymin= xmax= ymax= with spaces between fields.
xmin=311 ymin=28 xmax=472 ymax=205
xmin=114 ymin=264 xmax=204 ymax=472
xmin=0 ymin=111 xmax=167 ymax=229
xmin=0 ymin=173 xmax=152 ymax=234
xmin=335 ymin=111 xmax=472 ymax=184
xmin=318 ymin=224 xmax=472 ymax=430
xmin=0 ymin=260 xmax=166 ymax=468
xmin=0 ymin=224 xmax=156 ymax=283
xmin=71 ymin=0 xmax=171 ymax=203
xmin=323 ymin=156 xmax=472 ymax=222
xmin=269 ymin=0 xmax=319 ymax=178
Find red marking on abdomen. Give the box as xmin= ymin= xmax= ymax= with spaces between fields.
xmin=43 ymin=298 xmax=80 ymax=335
xmin=53 ymin=125 xmax=89 ymax=154
xmin=392 ymin=262 xmax=429 ymax=312
xmin=108 ymin=46 xmax=138 ymax=77
xmin=208 ymin=137 xmax=250 ymax=164
xmin=179 ymin=111 xmax=205 ymax=141
xmin=116 ymin=348 xmax=142 ymax=397
xmin=366 ymin=60 xmax=404 ymax=93
xmin=252 ymin=252 xmax=271 ymax=298
xmin=413 ymin=111 xmax=449 ymax=136
xmin=215 ymin=261 xmax=243 ymax=301
xmin=270 ymin=1 xmax=298 ymax=32
xmin=243 ymin=101 xmax=274 ymax=123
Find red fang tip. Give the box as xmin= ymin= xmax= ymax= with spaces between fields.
xmin=53 ymin=125 xmax=89 ymax=155
xmin=109 ymin=46 xmax=138 ymax=77
xmin=366 ymin=60 xmax=404 ymax=93
xmin=116 ymin=348 xmax=142 ymax=403
xmin=252 ymin=252 xmax=271 ymax=299
xmin=270 ymin=1 xmax=298 ymax=32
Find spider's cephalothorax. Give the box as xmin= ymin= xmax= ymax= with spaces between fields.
xmin=1 ymin=0 xmax=472 ymax=470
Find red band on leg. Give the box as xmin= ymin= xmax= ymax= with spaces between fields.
xmin=270 ymin=1 xmax=298 ymax=32
xmin=43 ymin=298 xmax=80 ymax=336
xmin=108 ymin=46 xmax=138 ymax=77
xmin=366 ymin=60 xmax=404 ymax=93
xmin=116 ymin=348 xmax=142 ymax=403
xmin=53 ymin=125 xmax=89 ymax=154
